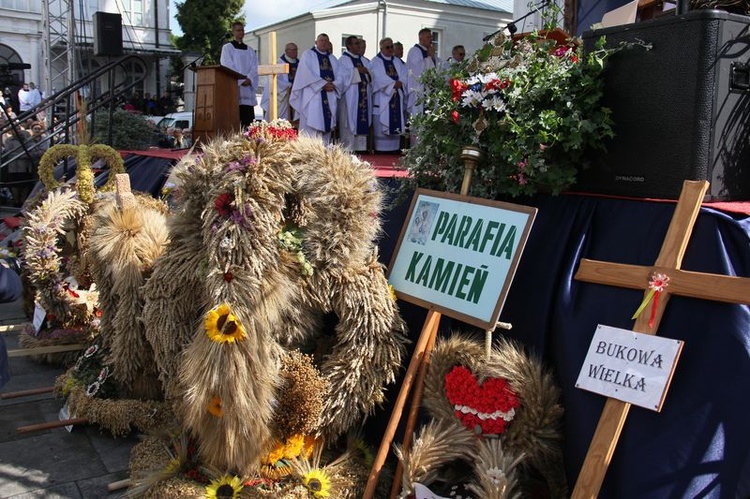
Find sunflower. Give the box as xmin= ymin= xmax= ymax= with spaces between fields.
xmin=283 ymin=434 xmax=306 ymax=460
xmin=206 ymin=475 xmax=243 ymax=499
xmin=302 ymin=469 xmax=332 ymax=498
xmin=205 ymin=304 xmax=247 ymax=343
xmin=207 ymin=396 xmax=223 ymax=417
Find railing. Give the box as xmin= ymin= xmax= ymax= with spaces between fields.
xmin=0 ymin=54 xmax=149 ymax=175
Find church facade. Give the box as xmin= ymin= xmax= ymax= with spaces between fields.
xmin=246 ymin=0 xmax=513 ymax=64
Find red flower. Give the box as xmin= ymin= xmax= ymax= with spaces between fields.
xmin=553 ymin=45 xmax=579 ymax=63
xmin=449 ymin=78 xmax=467 ymax=102
xmin=451 ymin=110 xmax=460 ymax=124
xmin=444 ymin=365 xmax=520 ymax=435
xmin=214 ymin=192 xmax=235 ymax=218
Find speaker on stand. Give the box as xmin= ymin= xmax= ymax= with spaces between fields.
xmin=93 ymin=12 xmax=123 ymax=57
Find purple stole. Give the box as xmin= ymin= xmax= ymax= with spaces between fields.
xmin=314 ymin=48 xmax=334 ymax=133
xmin=281 ymin=54 xmax=298 ymax=84
xmin=377 ymin=54 xmax=403 ymax=134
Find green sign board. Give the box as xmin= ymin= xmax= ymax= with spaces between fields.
xmin=388 ymin=189 xmax=537 ymax=329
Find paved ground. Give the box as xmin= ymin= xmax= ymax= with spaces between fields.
xmin=0 ymin=297 xmax=138 ymax=498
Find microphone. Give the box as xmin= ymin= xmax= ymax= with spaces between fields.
xmin=483 ymin=0 xmax=552 ymax=41
xmin=180 ymin=32 xmax=233 ymax=72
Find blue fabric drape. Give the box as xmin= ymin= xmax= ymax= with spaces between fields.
xmin=378 ymin=190 xmax=750 ymax=498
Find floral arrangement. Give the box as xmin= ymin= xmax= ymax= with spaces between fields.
xmin=394 ymin=334 xmax=568 ymax=497
xmin=22 ymin=188 xmax=94 ymax=327
xmin=63 ymin=340 xmax=116 ymax=399
xmin=444 ymin=365 xmax=519 ymax=435
xmin=402 ymin=14 xmax=624 ymax=198
xmin=278 ymin=224 xmax=314 ymax=277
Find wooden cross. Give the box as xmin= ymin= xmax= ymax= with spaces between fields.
xmin=115 ymin=173 xmax=135 ymax=211
xmin=571 ymin=180 xmax=750 ymax=498
xmin=257 ymin=32 xmax=289 ymax=121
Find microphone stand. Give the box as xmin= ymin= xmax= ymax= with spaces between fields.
xmin=178 ymin=32 xmax=232 ymax=74
xmin=483 ymin=0 xmax=552 ymax=41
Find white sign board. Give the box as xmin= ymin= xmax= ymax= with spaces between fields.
xmin=575 ymin=324 xmax=684 ymax=412
xmin=387 ymin=189 xmax=536 ymax=329
xmin=32 ymin=301 xmax=47 ymax=336
xmin=58 ymin=401 xmax=75 ymax=432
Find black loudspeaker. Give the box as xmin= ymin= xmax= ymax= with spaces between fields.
xmin=94 ymin=12 xmax=123 ymax=57
xmin=577 ymin=10 xmax=750 ymax=201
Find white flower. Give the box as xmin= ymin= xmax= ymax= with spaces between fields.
xmin=486 ymin=95 xmax=507 ymax=113
xmin=486 ymin=466 xmax=505 ymax=485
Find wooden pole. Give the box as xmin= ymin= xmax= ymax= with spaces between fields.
xmin=17 ymin=417 xmax=88 ymax=433
xmin=8 ymin=344 xmax=85 ymax=357
xmin=107 ymin=479 xmax=131 ymax=491
xmin=269 ymin=32 xmax=278 ymax=121
xmin=388 ymin=311 xmax=440 ymax=498
xmin=372 ymin=145 xmax=484 ymax=499
xmin=0 ymin=386 xmax=55 ymax=399
xmin=0 ymin=323 xmax=29 ymax=333
xmin=364 ymin=309 xmax=441 ymax=499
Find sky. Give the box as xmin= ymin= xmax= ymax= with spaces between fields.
xmin=168 ymin=0 xmax=343 ymax=36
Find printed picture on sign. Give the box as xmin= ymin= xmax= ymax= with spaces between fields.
xmin=408 ymin=200 xmax=439 ymax=246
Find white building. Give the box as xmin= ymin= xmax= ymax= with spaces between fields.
xmin=0 ymin=0 xmax=178 ymax=109
xmin=247 ymin=0 xmax=513 ymax=64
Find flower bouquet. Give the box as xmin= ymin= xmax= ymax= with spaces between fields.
xmin=402 ymin=22 xmax=620 ymax=198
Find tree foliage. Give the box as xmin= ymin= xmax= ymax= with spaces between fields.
xmin=174 ymin=0 xmax=244 ymax=65
xmin=92 ymin=110 xmax=160 ymax=150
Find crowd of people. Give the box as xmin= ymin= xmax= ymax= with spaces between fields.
xmin=124 ymin=90 xmax=178 ymax=117
xmin=223 ymin=22 xmax=467 ymax=153
xmin=1 ymin=84 xmax=52 ymax=207
xmin=0 ymin=116 xmax=49 ymax=207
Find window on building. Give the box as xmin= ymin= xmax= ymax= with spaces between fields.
xmin=118 ymin=59 xmax=146 ymax=98
xmin=431 ymin=30 xmax=442 ymax=59
xmin=119 ymin=0 xmax=143 ymax=26
xmin=0 ymin=0 xmax=41 ymax=13
xmin=78 ymin=58 xmax=103 ymax=99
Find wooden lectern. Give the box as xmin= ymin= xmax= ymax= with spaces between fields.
xmin=193 ymin=65 xmax=245 ymax=145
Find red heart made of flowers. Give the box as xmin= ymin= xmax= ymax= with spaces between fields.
xmin=444 ymin=365 xmax=520 ymax=435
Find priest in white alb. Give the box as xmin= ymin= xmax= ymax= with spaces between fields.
xmin=337 ymin=35 xmax=372 ymax=152
xmin=290 ymin=33 xmax=344 ymax=144
xmin=371 ymin=37 xmax=408 ymax=153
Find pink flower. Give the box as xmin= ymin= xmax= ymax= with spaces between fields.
xmin=451 ymin=110 xmax=460 ymax=124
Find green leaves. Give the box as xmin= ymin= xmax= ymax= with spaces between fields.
xmin=402 ymin=30 xmax=622 ymax=200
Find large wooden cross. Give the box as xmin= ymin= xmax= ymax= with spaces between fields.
xmin=571 ymin=180 xmax=750 ymax=497
xmin=257 ymin=32 xmax=289 ymax=121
